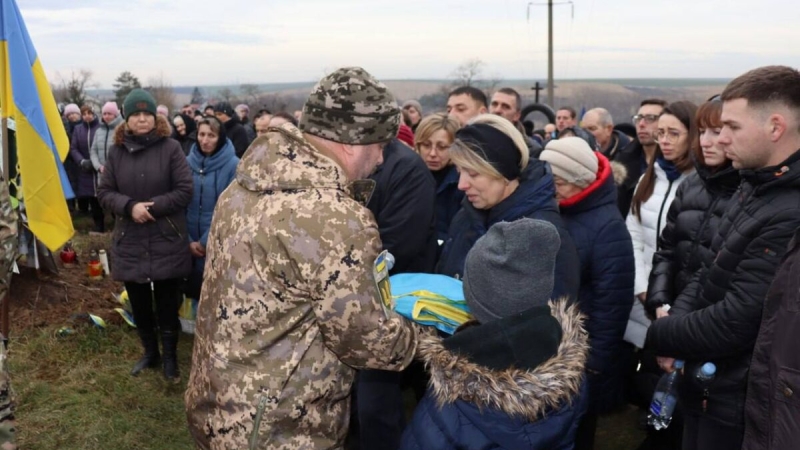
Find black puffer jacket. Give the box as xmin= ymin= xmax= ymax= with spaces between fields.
xmin=645 ymin=164 xmax=741 ymax=318
xmin=647 ymin=150 xmax=800 ymax=428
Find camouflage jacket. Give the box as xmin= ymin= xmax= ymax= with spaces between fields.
xmin=185 ymin=124 xmax=419 ymax=450
xmin=0 ymin=335 xmax=15 ymax=450
xmin=0 ymin=168 xmax=18 ymax=449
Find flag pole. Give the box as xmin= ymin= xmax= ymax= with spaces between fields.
xmin=1 ymin=115 xmax=9 ymax=345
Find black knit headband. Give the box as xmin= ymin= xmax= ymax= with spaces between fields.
xmin=456 ymin=123 xmax=522 ymax=180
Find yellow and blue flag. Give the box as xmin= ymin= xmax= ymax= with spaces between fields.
xmin=0 ymin=0 xmax=75 ymax=251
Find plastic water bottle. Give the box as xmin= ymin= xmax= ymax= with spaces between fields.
xmin=696 ymin=362 xmax=716 ymax=384
xmin=696 ymin=362 xmax=716 ymax=412
xmin=648 ymin=360 xmax=684 ymax=430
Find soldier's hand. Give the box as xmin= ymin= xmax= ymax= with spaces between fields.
xmin=131 ymin=202 xmax=155 ymax=224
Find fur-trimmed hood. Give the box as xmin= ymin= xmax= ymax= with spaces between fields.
xmin=610 ymin=160 xmax=628 ymax=186
xmin=417 ymin=299 xmax=588 ymax=421
xmin=113 ymin=114 xmax=173 ymax=148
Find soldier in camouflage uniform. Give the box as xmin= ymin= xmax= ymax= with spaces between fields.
xmin=185 ymin=67 xmax=420 ymax=450
xmin=0 ymin=167 xmax=18 ymax=450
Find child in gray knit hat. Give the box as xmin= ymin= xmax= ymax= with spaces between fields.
xmin=400 ymin=218 xmax=589 ymax=449
xmin=462 ymin=218 xmax=561 ymax=323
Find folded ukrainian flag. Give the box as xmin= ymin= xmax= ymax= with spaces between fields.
xmin=390 ymin=273 xmax=472 ymax=335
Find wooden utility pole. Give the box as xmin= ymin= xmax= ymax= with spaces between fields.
xmin=547 ymin=0 xmax=554 ymax=107
xmin=527 ymin=1 xmax=574 ymax=107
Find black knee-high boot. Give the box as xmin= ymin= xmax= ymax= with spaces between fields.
xmin=161 ymin=329 xmax=180 ymax=383
xmin=130 ymin=330 xmax=160 ymax=376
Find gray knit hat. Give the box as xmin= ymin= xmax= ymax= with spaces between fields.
xmin=298 ymin=67 xmax=401 ymax=145
xmin=463 ymin=219 xmax=561 ymax=324
xmin=402 ymin=99 xmax=423 ymax=114
xmin=540 ymin=137 xmax=598 ymax=188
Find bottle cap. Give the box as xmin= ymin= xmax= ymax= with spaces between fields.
xmin=674 ymin=360 xmax=685 ymax=369
xmin=701 ymin=362 xmax=716 ymax=376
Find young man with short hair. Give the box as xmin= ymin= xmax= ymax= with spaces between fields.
xmin=446 ymin=86 xmax=487 ymax=127
xmin=556 ymin=106 xmax=577 ymax=131
xmin=647 ymin=65 xmax=800 ymax=450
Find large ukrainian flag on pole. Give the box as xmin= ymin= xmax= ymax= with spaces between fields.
xmin=0 ymin=0 xmax=75 ymax=251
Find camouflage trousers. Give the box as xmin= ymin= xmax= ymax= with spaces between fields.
xmin=0 ymin=280 xmax=17 ymax=450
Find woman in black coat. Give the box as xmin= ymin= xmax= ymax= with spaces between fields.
xmin=97 ymin=89 xmax=193 ymax=383
xmin=644 ymin=98 xmax=741 ymax=450
xmin=645 ymin=99 xmax=740 ymax=319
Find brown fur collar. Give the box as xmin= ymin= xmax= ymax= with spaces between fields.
xmin=610 ymin=161 xmax=628 ymax=187
xmin=113 ymin=115 xmax=172 ymax=146
xmin=417 ymin=299 xmax=588 ymax=421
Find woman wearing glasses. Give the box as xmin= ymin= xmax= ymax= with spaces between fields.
xmin=414 ymin=113 xmax=463 ymax=245
xmin=644 ymin=98 xmax=741 ymax=450
xmin=624 ymin=101 xmax=698 ymax=350
xmin=623 ymin=101 xmax=697 ymax=448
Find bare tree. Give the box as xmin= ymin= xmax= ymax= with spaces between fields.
xmin=53 ymin=69 xmax=97 ymax=106
xmin=145 ymin=73 xmax=176 ymax=111
xmin=450 ymin=59 xmax=486 ymax=87
xmin=240 ymin=84 xmax=261 ymax=105
xmin=217 ymin=88 xmax=235 ymax=103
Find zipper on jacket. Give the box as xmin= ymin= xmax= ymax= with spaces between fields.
xmin=197 ymin=168 xmax=205 ymax=242
xmin=655 ymin=180 xmax=675 ymax=250
xmin=165 ymin=216 xmax=183 ymax=240
xmin=249 ymin=395 xmax=269 ymax=450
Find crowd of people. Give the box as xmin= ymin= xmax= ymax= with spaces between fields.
xmin=27 ymin=63 xmax=799 ymax=450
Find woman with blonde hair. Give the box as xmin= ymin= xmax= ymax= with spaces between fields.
xmin=414 ymin=113 xmax=463 ymax=244
xmin=436 ymin=114 xmax=579 ymax=302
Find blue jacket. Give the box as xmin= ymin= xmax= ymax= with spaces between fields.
xmin=436 ymin=159 xmax=580 ymax=302
xmin=186 ymin=139 xmax=239 ymax=249
xmin=434 ymin=165 xmax=464 ymax=245
xmin=557 ymin=153 xmax=634 ymax=414
xmin=401 ymin=300 xmax=589 ymax=450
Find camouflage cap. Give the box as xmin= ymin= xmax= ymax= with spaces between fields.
xmin=298 ymin=67 xmax=401 ymax=145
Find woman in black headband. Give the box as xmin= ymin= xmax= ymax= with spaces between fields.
xmin=436 ymin=114 xmax=580 ymax=303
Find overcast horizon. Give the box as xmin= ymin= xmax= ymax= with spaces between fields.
xmin=18 ymin=0 xmax=798 ymax=89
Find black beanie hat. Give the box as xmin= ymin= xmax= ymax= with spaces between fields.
xmin=456 ymin=123 xmax=523 ymax=180
xmin=123 ymin=89 xmax=157 ymax=119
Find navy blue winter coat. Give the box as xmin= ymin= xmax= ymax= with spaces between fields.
xmin=400 ymin=300 xmax=589 ymax=450
xmin=557 ymin=153 xmax=635 ymax=414
xmin=433 ymin=165 xmax=463 ymax=245
xmin=186 ymin=138 xmax=238 ymax=267
xmin=436 ymin=159 xmax=580 ymax=302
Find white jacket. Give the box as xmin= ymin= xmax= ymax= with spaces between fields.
xmin=623 ymin=162 xmax=692 ymax=348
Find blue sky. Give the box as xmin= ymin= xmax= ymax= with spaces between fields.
xmin=18 ymin=0 xmax=799 ymax=88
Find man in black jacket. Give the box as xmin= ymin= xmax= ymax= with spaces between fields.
xmin=647 ymin=65 xmax=800 ymax=450
xmin=350 ymin=138 xmax=437 ymax=450
xmin=214 ymin=102 xmax=251 ymax=157
xmin=614 ymin=99 xmax=667 ymax=216
xmin=740 ymin=66 xmax=800 ymax=450
xmin=490 ymin=87 xmax=544 ymax=157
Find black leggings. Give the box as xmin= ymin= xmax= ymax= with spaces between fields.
xmin=125 ymin=279 xmax=182 ymax=334
xmin=78 ymin=196 xmax=105 ymax=231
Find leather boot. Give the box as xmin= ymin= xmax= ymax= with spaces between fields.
xmin=131 ymin=331 xmax=160 ymax=376
xmin=161 ymin=329 xmax=180 ymax=383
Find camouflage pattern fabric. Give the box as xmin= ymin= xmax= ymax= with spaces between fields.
xmin=185 ymin=123 xmax=419 ymax=450
xmin=0 ymin=335 xmax=15 ymax=450
xmin=298 ymin=67 xmax=401 ymax=145
xmin=0 ymin=167 xmax=18 ymax=450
